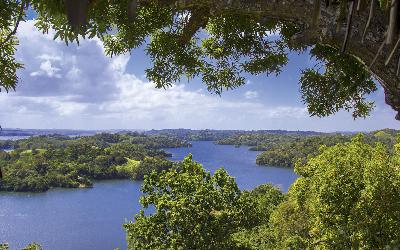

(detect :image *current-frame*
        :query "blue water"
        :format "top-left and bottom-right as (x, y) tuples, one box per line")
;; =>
(0, 136), (30, 141)
(167, 141), (298, 191)
(0, 141), (297, 250)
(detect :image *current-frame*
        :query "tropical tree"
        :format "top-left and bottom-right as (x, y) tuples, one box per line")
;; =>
(1, 0), (400, 120)
(124, 155), (259, 249)
(269, 135), (400, 249)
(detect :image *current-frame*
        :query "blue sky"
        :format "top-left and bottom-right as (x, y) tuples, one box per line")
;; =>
(0, 20), (399, 132)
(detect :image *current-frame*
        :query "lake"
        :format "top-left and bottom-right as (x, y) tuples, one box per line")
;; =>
(0, 141), (298, 250)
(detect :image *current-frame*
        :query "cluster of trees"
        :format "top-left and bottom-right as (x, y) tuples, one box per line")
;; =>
(217, 129), (398, 168)
(0, 132), (190, 151)
(0, 242), (42, 250)
(255, 134), (352, 167)
(125, 135), (400, 249)
(0, 133), (187, 192)
(217, 133), (312, 151)
(147, 129), (321, 142)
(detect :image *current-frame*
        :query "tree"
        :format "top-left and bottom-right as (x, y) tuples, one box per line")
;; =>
(269, 135), (400, 249)
(124, 155), (258, 249)
(0, 242), (42, 250)
(1, 0), (400, 120)
(231, 184), (285, 249)
(20, 243), (42, 250)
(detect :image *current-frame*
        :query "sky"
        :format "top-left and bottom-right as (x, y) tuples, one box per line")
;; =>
(0, 20), (399, 132)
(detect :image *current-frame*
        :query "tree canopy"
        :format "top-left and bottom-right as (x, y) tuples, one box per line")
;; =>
(124, 154), (279, 249)
(1, 0), (400, 120)
(125, 135), (400, 249)
(270, 135), (400, 248)
(0, 132), (185, 191)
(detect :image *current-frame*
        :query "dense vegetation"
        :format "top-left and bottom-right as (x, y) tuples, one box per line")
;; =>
(146, 129), (320, 142)
(124, 155), (284, 249)
(217, 129), (398, 168)
(0, 133), (187, 192)
(1, 242), (42, 250)
(217, 132), (319, 150)
(126, 135), (400, 249)
(0, 132), (190, 151)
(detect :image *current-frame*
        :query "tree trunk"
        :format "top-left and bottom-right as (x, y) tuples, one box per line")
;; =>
(157, 0), (400, 119)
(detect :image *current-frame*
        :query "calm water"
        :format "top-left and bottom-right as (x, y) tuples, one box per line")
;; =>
(0, 136), (30, 141)
(0, 141), (298, 250)
(168, 141), (298, 190)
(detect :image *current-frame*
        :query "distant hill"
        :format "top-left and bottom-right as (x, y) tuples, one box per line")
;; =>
(144, 129), (324, 141)
(0, 128), (99, 137)
(1, 128), (396, 142)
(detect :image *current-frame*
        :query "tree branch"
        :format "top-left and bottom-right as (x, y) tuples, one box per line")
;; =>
(312, 0), (321, 29)
(362, 0), (375, 43)
(0, 0), (27, 47)
(385, 35), (400, 65)
(341, 0), (355, 53)
(386, 0), (398, 44)
(128, 0), (138, 21)
(370, 37), (386, 68)
(179, 8), (209, 46)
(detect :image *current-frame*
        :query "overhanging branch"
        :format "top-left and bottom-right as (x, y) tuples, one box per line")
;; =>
(0, 0), (27, 47)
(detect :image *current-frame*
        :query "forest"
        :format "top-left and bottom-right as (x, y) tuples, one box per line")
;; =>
(0, 133), (188, 192)
(2, 133), (400, 249)
(218, 129), (399, 167)
(125, 135), (400, 249)
(145, 129), (321, 141)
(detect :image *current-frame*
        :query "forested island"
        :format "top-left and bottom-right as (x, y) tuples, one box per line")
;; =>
(145, 129), (322, 141)
(1, 129), (397, 193)
(2, 133), (400, 249)
(217, 129), (398, 168)
(0, 133), (190, 192)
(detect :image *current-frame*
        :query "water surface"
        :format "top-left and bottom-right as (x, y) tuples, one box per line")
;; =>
(167, 141), (298, 191)
(0, 141), (297, 250)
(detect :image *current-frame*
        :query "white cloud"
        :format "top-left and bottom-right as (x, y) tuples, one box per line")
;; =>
(30, 59), (62, 78)
(244, 90), (259, 99)
(0, 20), (398, 131)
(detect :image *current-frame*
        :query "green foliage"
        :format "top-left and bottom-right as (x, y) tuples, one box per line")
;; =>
(3, 131), (400, 249)
(232, 224), (276, 250)
(269, 136), (400, 249)
(300, 44), (377, 118)
(0, 133), (185, 192)
(255, 134), (351, 167)
(217, 129), (398, 168)
(217, 133), (308, 149)
(124, 155), (260, 250)
(246, 184), (285, 225)
(231, 184), (285, 249)
(0, 132), (189, 151)
(0, 242), (42, 250)
(0, 0), (24, 92)
(126, 134), (400, 249)
(21, 243), (42, 250)
(144, 12), (294, 95)
(131, 156), (173, 180)
(115, 158), (140, 177)
(0, 1), (379, 118)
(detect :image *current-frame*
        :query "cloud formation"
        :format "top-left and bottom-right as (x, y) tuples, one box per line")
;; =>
(244, 91), (259, 99)
(0, 20), (398, 131)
